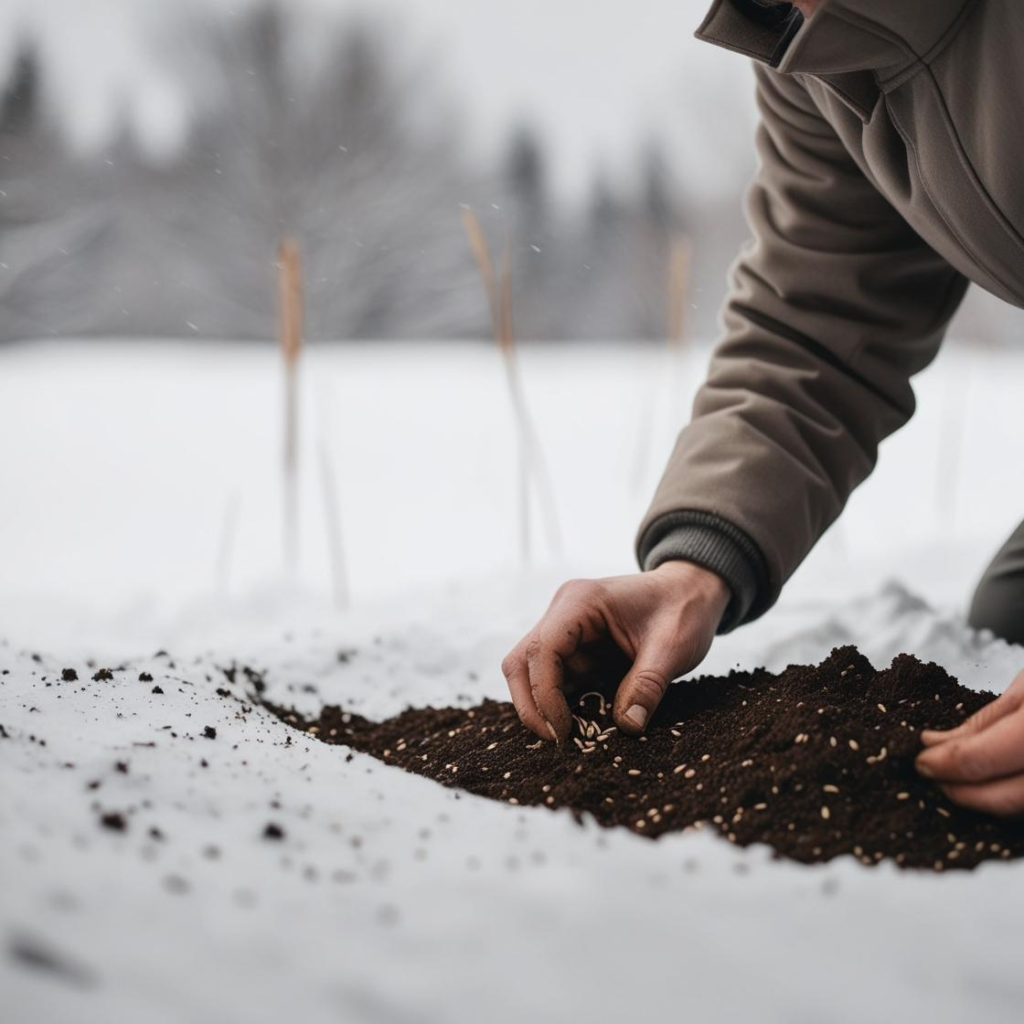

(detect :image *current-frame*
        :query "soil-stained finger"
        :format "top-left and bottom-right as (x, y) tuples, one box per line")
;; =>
(501, 648), (558, 742)
(524, 637), (575, 742)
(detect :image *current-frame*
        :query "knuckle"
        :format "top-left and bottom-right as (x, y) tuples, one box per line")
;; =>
(629, 668), (669, 705)
(500, 652), (517, 678)
(524, 637), (544, 663)
(554, 578), (585, 601)
(556, 577), (603, 604)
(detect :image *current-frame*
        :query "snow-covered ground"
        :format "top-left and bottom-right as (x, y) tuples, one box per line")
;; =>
(1, 338), (1023, 1023)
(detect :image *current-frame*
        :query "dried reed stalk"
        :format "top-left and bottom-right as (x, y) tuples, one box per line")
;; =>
(278, 236), (304, 576)
(462, 209), (561, 562)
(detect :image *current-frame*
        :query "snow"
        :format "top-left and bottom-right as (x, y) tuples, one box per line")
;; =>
(1, 338), (1023, 1023)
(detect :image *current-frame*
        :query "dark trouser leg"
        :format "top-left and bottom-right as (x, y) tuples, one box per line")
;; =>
(969, 520), (1024, 646)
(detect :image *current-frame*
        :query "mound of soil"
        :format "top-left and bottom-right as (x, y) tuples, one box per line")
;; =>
(265, 646), (1024, 871)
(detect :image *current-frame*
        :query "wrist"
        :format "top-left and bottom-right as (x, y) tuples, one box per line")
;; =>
(651, 560), (731, 623)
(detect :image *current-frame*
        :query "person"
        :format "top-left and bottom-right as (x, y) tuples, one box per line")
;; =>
(502, 0), (1024, 816)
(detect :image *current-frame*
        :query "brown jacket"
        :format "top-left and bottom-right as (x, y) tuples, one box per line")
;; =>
(637, 0), (1019, 629)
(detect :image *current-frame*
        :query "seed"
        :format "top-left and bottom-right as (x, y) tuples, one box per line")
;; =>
(627, 769), (641, 776)
(701, 754), (711, 762)
(508, 798), (519, 805)
(670, 729), (681, 738)
(382, 749), (391, 757)
(486, 742), (498, 751)
(526, 740), (542, 750)
(754, 803), (767, 811)
(821, 806), (831, 820)
(936, 807), (951, 818)
(503, 772), (511, 780)
(684, 769), (696, 779)
(636, 820), (646, 829)
(896, 792), (910, 801)
(829, 737), (838, 747)
(823, 785), (839, 794)
(877, 703), (887, 713)
(541, 785), (551, 793)
(673, 764), (687, 774)
(848, 739), (860, 751)
(741, 759), (754, 767)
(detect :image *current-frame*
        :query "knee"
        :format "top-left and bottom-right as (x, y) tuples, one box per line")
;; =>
(969, 575), (1024, 646)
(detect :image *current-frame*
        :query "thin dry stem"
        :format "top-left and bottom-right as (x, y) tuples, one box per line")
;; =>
(277, 236), (304, 576)
(461, 209), (561, 561)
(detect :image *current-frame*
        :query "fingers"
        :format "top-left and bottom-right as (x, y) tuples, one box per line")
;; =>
(527, 610), (608, 742)
(921, 670), (1024, 747)
(501, 580), (609, 743)
(612, 629), (695, 736)
(916, 708), (1024, 784)
(940, 775), (1024, 818)
(501, 647), (559, 743)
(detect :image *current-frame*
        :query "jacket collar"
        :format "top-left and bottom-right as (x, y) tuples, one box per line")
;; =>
(697, 0), (974, 78)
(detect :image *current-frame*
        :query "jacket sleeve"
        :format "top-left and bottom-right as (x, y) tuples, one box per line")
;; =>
(636, 64), (969, 631)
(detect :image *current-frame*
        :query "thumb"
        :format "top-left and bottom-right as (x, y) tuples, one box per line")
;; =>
(612, 633), (696, 736)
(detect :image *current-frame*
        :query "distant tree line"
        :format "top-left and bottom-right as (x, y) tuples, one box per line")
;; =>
(0, 5), (748, 343)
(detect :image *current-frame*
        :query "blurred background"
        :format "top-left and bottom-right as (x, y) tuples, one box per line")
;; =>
(0, 0), (1016, 344)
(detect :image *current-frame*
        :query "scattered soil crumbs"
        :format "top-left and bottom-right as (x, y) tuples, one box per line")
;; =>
(264, 647), (1024, 871)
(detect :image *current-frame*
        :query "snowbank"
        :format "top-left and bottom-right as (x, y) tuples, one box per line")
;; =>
(1, 339), (1022, 1023)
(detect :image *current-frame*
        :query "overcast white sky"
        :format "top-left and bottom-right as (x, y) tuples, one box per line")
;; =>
(0, 0), (759, 203)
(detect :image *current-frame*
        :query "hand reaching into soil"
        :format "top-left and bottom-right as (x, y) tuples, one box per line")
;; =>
(916, 669), (1024, 815)
(501, 562), (731, 743)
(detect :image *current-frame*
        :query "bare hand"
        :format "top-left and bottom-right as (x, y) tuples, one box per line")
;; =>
(916, 670), (1024, 815)
(501, 562), (731, 743)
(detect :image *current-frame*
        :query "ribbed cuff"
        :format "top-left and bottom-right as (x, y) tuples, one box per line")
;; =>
(637, 511), (769, 633)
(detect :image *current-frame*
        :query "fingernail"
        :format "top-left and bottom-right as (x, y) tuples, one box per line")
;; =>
(916, 758), (936, 779)
(625, 704), (648, 730)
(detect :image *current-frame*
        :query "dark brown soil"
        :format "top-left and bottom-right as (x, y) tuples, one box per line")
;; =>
(265, 646), (1024, 871)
